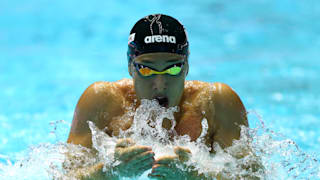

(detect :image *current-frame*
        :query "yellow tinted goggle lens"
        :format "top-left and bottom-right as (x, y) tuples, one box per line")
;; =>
(139, 67), (153, 76)
(137, 65), (182, 77)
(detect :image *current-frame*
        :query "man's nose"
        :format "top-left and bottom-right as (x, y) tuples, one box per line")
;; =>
(152, 75), (167, 92)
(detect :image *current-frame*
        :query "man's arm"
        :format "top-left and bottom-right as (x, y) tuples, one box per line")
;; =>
(212, 83), (264, 179)
(66, 82), (155, 179)
(67, 81), (122, 148)
(212, 82), (248, 149)
(65, 82), (121, 179)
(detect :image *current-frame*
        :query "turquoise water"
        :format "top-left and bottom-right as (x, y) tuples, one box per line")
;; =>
(1, 0), (320, 179)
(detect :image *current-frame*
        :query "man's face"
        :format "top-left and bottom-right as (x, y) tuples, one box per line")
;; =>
(129, 52), (188, 108)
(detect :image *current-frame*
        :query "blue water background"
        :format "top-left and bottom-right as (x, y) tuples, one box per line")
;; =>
(0, 0), (319, 161)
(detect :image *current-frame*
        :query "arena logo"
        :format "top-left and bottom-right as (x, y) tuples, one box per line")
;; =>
(144, 35), (176, 44)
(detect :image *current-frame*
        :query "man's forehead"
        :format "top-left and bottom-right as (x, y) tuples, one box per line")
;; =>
(134, 53), (185, 63)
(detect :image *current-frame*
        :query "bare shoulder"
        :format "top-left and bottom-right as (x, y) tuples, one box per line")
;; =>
(83, 81), (116, 102)
(210, 82), (247, 123)
(76, 81), (121, 112)
(211, 82), (243, 104)
(184, 81), (247, 148)
(211, 82), (248, 148)
(183, 81), (217, 105)
(67, 79), (134, 147)
(183, 81), (244, 110)
(87, 78), (133, 95)
(184, 80), (213, 99)
(76, 79), (134, 113)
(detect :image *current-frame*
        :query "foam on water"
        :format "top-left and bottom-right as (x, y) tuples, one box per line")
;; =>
(0, 100), (319, 179)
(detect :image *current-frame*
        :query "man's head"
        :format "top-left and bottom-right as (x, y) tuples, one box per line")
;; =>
(127, 14), (189, 107)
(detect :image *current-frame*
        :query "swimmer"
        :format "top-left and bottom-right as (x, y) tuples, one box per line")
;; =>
(67, 14), (255, 179)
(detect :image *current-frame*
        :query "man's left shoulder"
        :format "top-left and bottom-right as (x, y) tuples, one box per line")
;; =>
(185, 81), (244, 109)
(211, 82), (248, 125)
(184, 80), (215, 95)
(211, 82), (244, 104)
(211, 82), (239, 98)
(184, 81), (238, 98)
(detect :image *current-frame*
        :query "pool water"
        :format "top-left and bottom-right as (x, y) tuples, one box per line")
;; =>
(1, 0), (320, 179)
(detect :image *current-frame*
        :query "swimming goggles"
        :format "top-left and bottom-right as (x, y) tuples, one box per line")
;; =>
(133, 61), (184, 77)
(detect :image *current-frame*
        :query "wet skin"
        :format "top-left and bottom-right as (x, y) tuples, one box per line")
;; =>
(67, 53), (248, 179)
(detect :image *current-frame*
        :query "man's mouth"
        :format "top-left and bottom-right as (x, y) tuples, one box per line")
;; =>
(154, 96), (169, 107)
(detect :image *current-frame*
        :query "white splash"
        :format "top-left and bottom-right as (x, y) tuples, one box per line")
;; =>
(118, 99), (180, 158)
(88, 121), (117, 171)
(0, 100), (319, 179)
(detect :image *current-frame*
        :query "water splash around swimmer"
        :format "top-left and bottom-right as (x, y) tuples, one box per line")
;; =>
(89, 99), (320, 179)
(0, 99), (319, 179)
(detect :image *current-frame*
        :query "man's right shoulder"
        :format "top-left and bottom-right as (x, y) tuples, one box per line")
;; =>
(78, 79), (134, 109)
(81, 81), (116, 102)
(82, 79), (133, 99)
(75, 81), (118, 114)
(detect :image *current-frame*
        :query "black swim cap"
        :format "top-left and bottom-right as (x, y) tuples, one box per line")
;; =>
(127, 14), (189, 63)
